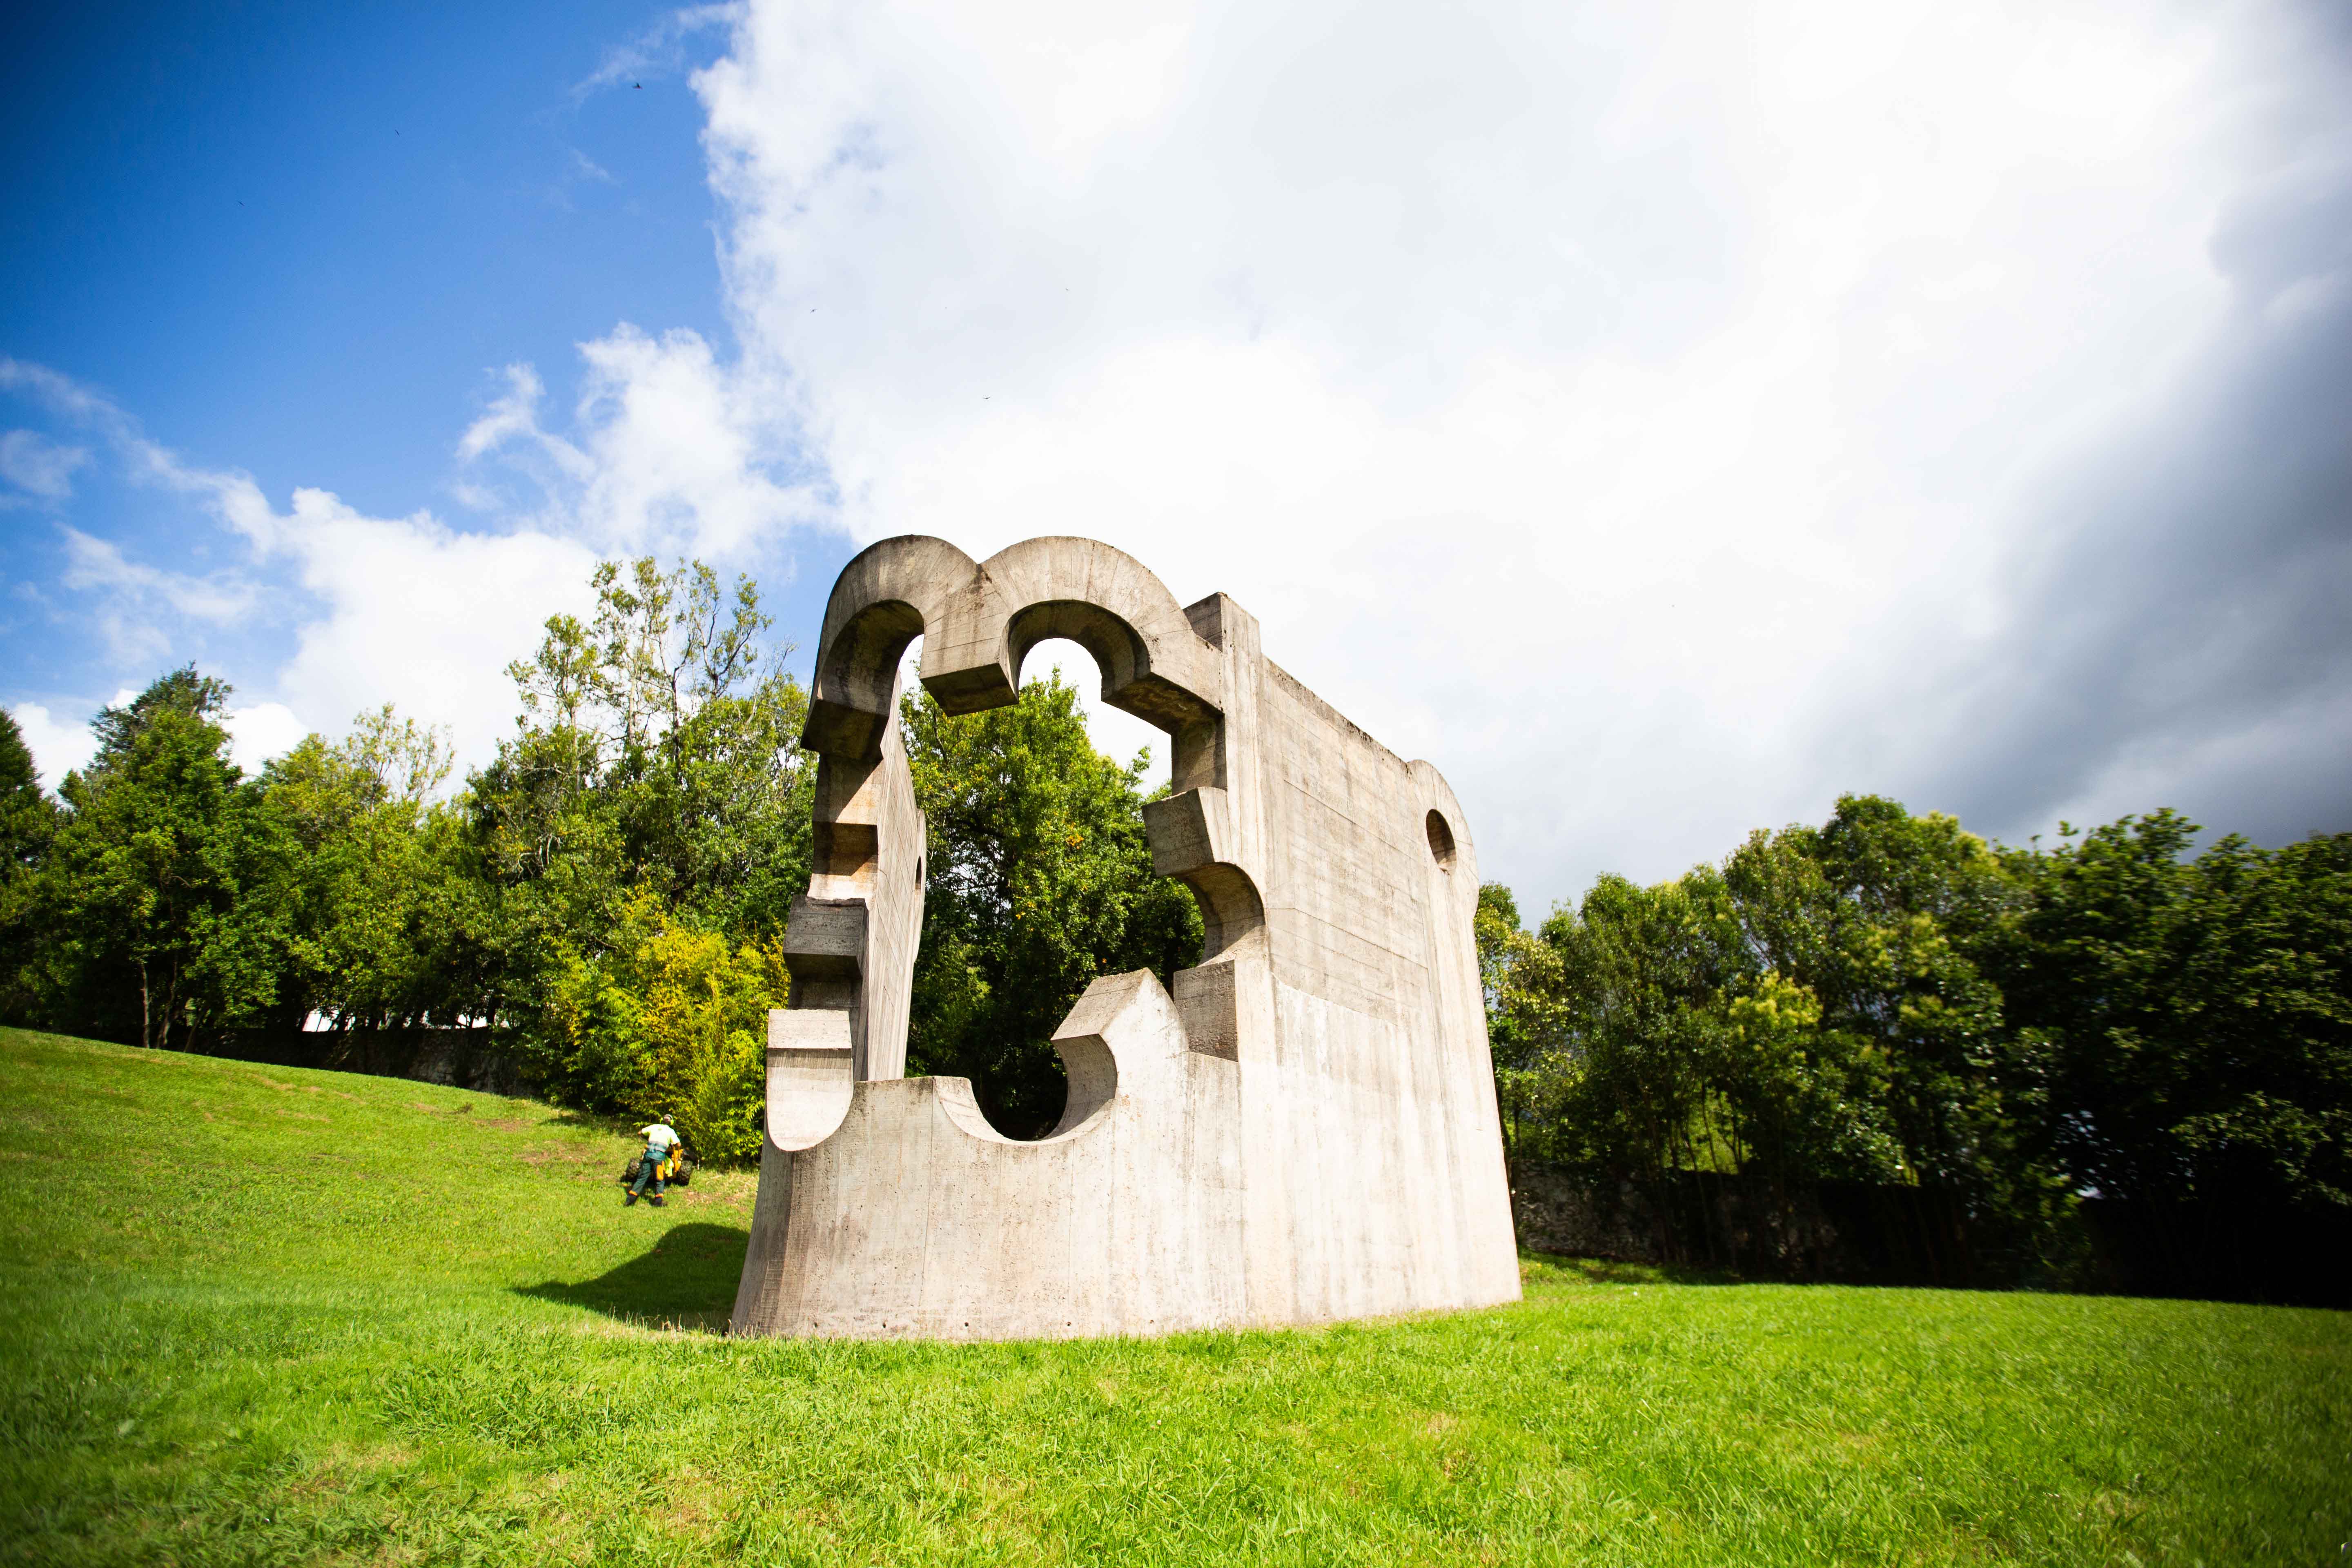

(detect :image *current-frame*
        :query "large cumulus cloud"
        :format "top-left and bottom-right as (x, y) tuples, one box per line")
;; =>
(667, 0), (2352, 902)
(11, 0), (2348, 906)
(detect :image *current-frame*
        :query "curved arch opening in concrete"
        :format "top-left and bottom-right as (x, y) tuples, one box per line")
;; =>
(805, 597), (927, 761)
(999, 630), (1263, 960)
(1020, 635), (1171, 790)
(1426, 808), (1458, 872)
(883, 632), (1209, 1143)
(1007, 601), (1154, 716)
(792, 539), (1261, 1137)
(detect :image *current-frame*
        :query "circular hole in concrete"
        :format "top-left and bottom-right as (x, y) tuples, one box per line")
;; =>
(1425, 809), (1457, 871)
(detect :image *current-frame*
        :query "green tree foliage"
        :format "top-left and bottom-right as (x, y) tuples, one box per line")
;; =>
(38, 669), (285, 1047)
(1476, 880), (1560, 1162)
(474, 559), (811, 972)
(255, 728), (485, 1032)
(1497, 853), (1897, 1188)
(1490, 801), (2043, 1271)
(1992, 814), (2352, 1223)
(1484, 794), (2351, 1289)
(542, 892), (788, 1161)
(1725, 801), (2057, 1257)
(478, 558), (813, 1135)
(0, 709), (62, 1020)
(902, 672), (1203, 1138)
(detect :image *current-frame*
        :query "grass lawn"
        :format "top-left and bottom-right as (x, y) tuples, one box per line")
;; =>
(1, 1027), (2346, 1566)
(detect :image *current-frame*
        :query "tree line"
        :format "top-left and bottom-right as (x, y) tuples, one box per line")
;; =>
(2, 557), (2342, 1300)
(1480, 796), (2351, 1300)
(0, 558), (1195, 1161)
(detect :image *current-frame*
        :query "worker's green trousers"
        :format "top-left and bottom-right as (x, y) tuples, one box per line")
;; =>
(630, 1150), (666, 1200)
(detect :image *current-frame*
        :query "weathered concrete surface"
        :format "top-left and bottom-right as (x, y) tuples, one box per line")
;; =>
(780, 672), (924, 1083)
(732, 536), (1519, 1340)
(735, 969), (1245, 1339)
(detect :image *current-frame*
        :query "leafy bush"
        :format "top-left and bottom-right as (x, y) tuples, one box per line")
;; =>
(537, 893), (787, 1162)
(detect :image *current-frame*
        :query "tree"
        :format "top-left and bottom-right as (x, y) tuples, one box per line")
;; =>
(902, 672), (1203, 1138)
(42, 670), (282, 1047)
(476, 557), (812, 944)
(1487, 796), (2044, 1276)
(86, 666), (233, 760)
(1737, 798), (2056, 1270)
(1993, 815), (2352, 1241)
(543, 892), (788, 1161)
(1535, 873), (1727, 1192)
(341, 703), (455, 804)
(0, 710), (60, 1021)
(479, 557), (815, 1129)
(256, 725), (486, 1033)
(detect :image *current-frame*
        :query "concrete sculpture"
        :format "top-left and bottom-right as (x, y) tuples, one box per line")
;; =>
(731, 536), (1519, 1339)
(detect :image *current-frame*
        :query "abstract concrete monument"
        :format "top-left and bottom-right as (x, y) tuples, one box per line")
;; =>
(731, 536), (1519, 1339)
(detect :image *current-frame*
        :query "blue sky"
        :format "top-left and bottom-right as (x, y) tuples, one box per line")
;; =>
(3, 0), (854, 769)
(8, 1), (713, 492)
(6, 0), (2350, 913)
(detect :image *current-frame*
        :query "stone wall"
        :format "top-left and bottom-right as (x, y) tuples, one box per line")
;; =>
(191, 1027), (531, 1097)
(1509, 1160), (1993, 1287)
(1506, 1163), (1666, 1262)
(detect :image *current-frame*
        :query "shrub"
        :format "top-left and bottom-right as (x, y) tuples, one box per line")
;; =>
(537, 893), (785, 1162)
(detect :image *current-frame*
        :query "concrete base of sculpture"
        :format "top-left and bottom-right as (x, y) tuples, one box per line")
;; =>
(735, 971), (1245, 1340)
(731, 535), (1520, 1341)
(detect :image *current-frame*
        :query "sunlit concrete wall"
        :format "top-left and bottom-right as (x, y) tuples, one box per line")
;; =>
(732, 536), (1518, 1340)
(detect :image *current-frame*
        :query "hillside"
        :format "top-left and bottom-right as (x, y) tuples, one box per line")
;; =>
(1, 1028), (2345, 1566)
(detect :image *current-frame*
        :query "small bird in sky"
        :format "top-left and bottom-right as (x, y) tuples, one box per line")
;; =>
(634, 82), (643, 90)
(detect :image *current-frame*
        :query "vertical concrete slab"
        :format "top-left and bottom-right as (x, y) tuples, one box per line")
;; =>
(786, 673), (924, 1084)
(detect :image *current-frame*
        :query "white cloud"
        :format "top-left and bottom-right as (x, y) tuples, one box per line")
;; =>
(456, 364), (575, 469)
(457, 328), (824, 556)
(4, 362), (604, 776)
(60, 527), (256, 622)
(264, 488), (601, 765)
(56, 526), (258, 663)
(10, 2), (2348, 909)
(8, 702), (96, 791)
(223, 703), (308, 774)
(595, 0), (2352, 908)
(0, 429), (89, 500)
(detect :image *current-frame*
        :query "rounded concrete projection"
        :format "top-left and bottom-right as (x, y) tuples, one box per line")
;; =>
(734, 535), (1521, 1341)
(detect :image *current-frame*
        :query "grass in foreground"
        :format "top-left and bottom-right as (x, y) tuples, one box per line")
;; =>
(1, 1027), (2346, 1567)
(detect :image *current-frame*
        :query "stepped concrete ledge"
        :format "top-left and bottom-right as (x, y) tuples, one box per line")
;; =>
(732, 535), (1519, 1341)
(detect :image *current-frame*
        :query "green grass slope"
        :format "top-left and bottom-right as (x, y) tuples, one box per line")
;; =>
(1, 1028), (2345, 1567)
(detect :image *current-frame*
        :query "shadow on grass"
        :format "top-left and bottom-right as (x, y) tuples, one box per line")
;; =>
(516, 1221), (750, 1333)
